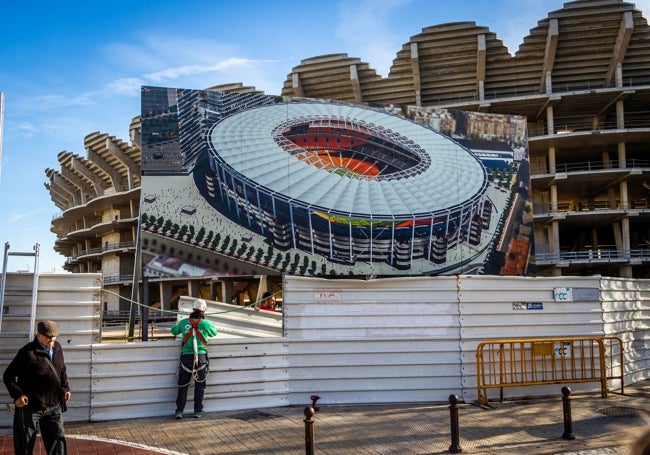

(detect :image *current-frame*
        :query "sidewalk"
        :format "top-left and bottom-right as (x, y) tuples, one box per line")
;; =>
(2, 380), (648, 454)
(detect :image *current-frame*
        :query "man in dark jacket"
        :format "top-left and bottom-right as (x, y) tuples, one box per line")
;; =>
(3, 320), (70, 455)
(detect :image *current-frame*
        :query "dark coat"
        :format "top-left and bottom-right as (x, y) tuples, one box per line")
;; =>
(3, 338), (69, 410)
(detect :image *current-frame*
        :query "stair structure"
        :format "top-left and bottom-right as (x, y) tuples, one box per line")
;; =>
(0, 242), (40, 347)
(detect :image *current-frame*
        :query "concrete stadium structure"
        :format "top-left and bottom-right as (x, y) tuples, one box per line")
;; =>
(44, 118), (141, 311)
(279, 0), (650, 278)
(46, 0), (650, 281)
(206, 102), (489, 270)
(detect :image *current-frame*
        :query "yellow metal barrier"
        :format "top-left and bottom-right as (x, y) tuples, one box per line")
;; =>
(602, 336), (625, 394)
(476, 337), (622, 405)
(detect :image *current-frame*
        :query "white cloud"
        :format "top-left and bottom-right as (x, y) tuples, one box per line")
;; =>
(9, 208), (49, 223)
(13, 121), (38, 134)
(100, 33), (287, 92)
(144, 57), (265, 83)
(105, 78), (144, 96)
(103, 34), (241, 71)
(20, 93), (94, 112)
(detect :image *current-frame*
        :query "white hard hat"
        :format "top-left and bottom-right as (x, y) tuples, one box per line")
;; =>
(193, 298), (207, 312)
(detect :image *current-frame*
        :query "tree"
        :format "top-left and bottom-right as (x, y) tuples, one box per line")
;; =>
(178, 225), (188, 239)
(195, 227), (206, 244)
(229, 239), (238, 254)
(211, 232), (221, 249)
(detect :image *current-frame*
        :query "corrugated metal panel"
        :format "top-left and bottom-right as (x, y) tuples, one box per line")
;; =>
(286, 338), (461, 405)
(457, 275), (604, 402)
(284, 276), (460, 339)
(0, 273), (101, 427)
(283, 276), (463, 404)
(2, 273), (648, 424)
(89, 339), (289, 420)
(600, 277), (650, 385)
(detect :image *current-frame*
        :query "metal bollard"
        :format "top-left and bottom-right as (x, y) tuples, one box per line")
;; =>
(561, 386), (575, 440)
(448, 394), (462, 453)
(304, 395), (319, 454)
(304, 406), (315, 455)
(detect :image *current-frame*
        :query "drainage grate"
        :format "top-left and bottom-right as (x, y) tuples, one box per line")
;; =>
(596, 406), (646, 418)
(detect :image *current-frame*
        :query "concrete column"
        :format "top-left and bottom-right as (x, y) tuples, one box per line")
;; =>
(160, 281), (173, 311)
(187, 279), (201, 298)
(220, 280), (232, 306)
(616, 100), (625, 129)
(618, 141), (626, 168)
(620, 180), (629, 210)
(551, 185), (558, 212)
(550, 222), (562, 277)
(292, 73), (304, 97)
(591, 228), (599, 251)
(349, 64), (363, 103)
(621, 218), (631, 251)
(602, 150), (611, 169)
(549, 146), (556, 174)
(411, 42), (422, 106)
(552, 221), (560, 254)
(619, 265), (633, 278)
(546, 105), (555, 135)
(608, 188), (618, 209)
(621, 217), (633, 278)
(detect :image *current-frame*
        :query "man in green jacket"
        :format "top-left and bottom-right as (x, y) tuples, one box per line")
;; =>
(171, 298), (217, 419)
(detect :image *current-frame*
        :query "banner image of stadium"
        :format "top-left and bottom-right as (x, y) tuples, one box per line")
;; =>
(140, 86), (534, 278)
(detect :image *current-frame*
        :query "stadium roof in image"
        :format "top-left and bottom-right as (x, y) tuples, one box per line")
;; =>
(208, 102), (487, 219)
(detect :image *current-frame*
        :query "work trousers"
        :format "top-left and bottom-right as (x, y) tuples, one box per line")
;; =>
(176, 353), (209, 412)
(13, 404), (67, 455)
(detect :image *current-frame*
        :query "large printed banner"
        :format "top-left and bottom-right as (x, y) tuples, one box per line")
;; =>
(140, 86), (534, 277)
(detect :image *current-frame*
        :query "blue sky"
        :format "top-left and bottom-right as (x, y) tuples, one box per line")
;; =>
(1, 0), (648, 272)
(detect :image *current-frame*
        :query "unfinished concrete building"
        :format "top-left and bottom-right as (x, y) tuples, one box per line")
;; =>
(280, 0), (650, 277)
(44, 118), (141, 311)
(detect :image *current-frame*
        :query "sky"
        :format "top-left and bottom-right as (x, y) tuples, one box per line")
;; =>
(1, 0), (648, 273)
